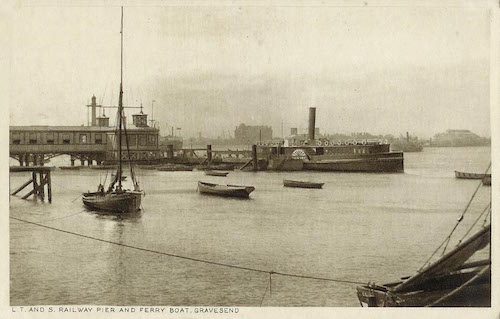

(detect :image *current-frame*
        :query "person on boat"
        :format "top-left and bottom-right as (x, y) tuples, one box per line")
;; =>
(107, 182), (115, 193)
(98, 184), (104, 194)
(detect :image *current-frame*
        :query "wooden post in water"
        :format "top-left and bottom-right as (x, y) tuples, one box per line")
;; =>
(32, 171), (38, 198)
(207, 145), (212, 164)
(46, 170), (52, 203)
(252, 144), (257, 171)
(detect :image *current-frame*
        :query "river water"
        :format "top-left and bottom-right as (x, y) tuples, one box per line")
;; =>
(9, 146), (491, 306)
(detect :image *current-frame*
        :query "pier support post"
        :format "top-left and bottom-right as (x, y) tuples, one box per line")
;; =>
(31, 172), (38, 198)
(252, 144), (257, 171)
(70, 156), (75, 166)
(11, 167), (54, 202)
(46, 171), (52, 203)
(39, 172), (45, 199)
(33, 154), (38, 166)
(207, 145), (212, 164)
(80, 159), (85, 166)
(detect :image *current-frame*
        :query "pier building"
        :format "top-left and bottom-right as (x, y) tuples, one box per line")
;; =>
(9, 95), (161, 166)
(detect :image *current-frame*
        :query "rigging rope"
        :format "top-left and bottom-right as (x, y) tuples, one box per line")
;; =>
(456, 202), (491, 246)
(10, 216), (366, 286)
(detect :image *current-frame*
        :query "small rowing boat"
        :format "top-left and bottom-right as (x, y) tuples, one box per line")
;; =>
(197, 164), (235, 171)
(90, 165), (118, 170)
(198, 181), (255, 198)
(455, 171), (491, 180)
(205, 170), (229, 177)
(283, 179), (324, 189)
(60, 166), (81, 170)
(156, 164), (193, 171)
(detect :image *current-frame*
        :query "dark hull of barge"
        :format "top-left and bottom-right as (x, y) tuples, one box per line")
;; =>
(357, 224), (491, 307)
(303, 153), (404, 173)
(261, 143), (404, 173)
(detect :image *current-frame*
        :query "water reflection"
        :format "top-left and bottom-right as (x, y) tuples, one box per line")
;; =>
(89, 208), (143, 223)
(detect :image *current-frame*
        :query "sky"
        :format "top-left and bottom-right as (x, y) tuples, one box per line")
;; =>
(7, 2), (492, 139)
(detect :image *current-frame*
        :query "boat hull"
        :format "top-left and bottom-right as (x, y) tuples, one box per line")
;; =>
(82, 191), (142, 213)
(455, 171), (491, 180)
(205, 171), (229, 177)
(198, 181), (254, 198)
(156, 165), (193, 171)
(303, 152), (403, 173)
(197, 164), (235, 171)
(357, 269), (490, 307)
(283, 180), (324, 189)
(59, 166), (81, 170)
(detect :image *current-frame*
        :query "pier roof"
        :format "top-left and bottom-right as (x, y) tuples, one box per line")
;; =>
(10, 125), (159, 132)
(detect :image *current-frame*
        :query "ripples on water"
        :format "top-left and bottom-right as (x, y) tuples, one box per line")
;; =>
(9, 147), (491, 306)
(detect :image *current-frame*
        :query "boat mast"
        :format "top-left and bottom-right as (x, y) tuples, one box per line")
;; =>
(117, 6), (124, 191)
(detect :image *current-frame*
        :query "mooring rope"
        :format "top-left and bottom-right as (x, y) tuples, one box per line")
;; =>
(259, 276), (270, 307)
(9, 216), (366, 286)
(51, 180), (83, 194)
(10, 210), (87, 225)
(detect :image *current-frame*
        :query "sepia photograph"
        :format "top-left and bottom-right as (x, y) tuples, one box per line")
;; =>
(3, 0), (498, 317)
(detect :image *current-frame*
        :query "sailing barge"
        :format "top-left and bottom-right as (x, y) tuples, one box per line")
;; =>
(357, 164), (491, 307)
(82, 7), (143, 214)
(356, 225), (490, 307)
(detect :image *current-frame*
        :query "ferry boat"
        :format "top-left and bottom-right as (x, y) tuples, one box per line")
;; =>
(256, 108), (404, 173)
(259, 140), (404, 173)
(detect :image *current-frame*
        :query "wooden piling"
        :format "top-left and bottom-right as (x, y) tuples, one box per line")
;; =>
(47, 171), (52, 202)
(252, 144), (257, 171)
(207, 145), (212, 164)
(10, 166), (54, 202)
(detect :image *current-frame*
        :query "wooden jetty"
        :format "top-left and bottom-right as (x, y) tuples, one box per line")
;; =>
(10, 166), (54, 202)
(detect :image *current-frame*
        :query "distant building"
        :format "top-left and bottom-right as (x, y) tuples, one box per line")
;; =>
(234, 124), (273, 144)
(431, 129), (490, 147)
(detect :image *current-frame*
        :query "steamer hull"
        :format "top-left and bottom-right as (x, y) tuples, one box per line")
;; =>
(304, 152), (404, 173)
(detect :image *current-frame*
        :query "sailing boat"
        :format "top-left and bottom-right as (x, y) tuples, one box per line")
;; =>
(356, 166), (491, 307)
(82, 7), (143, 213)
